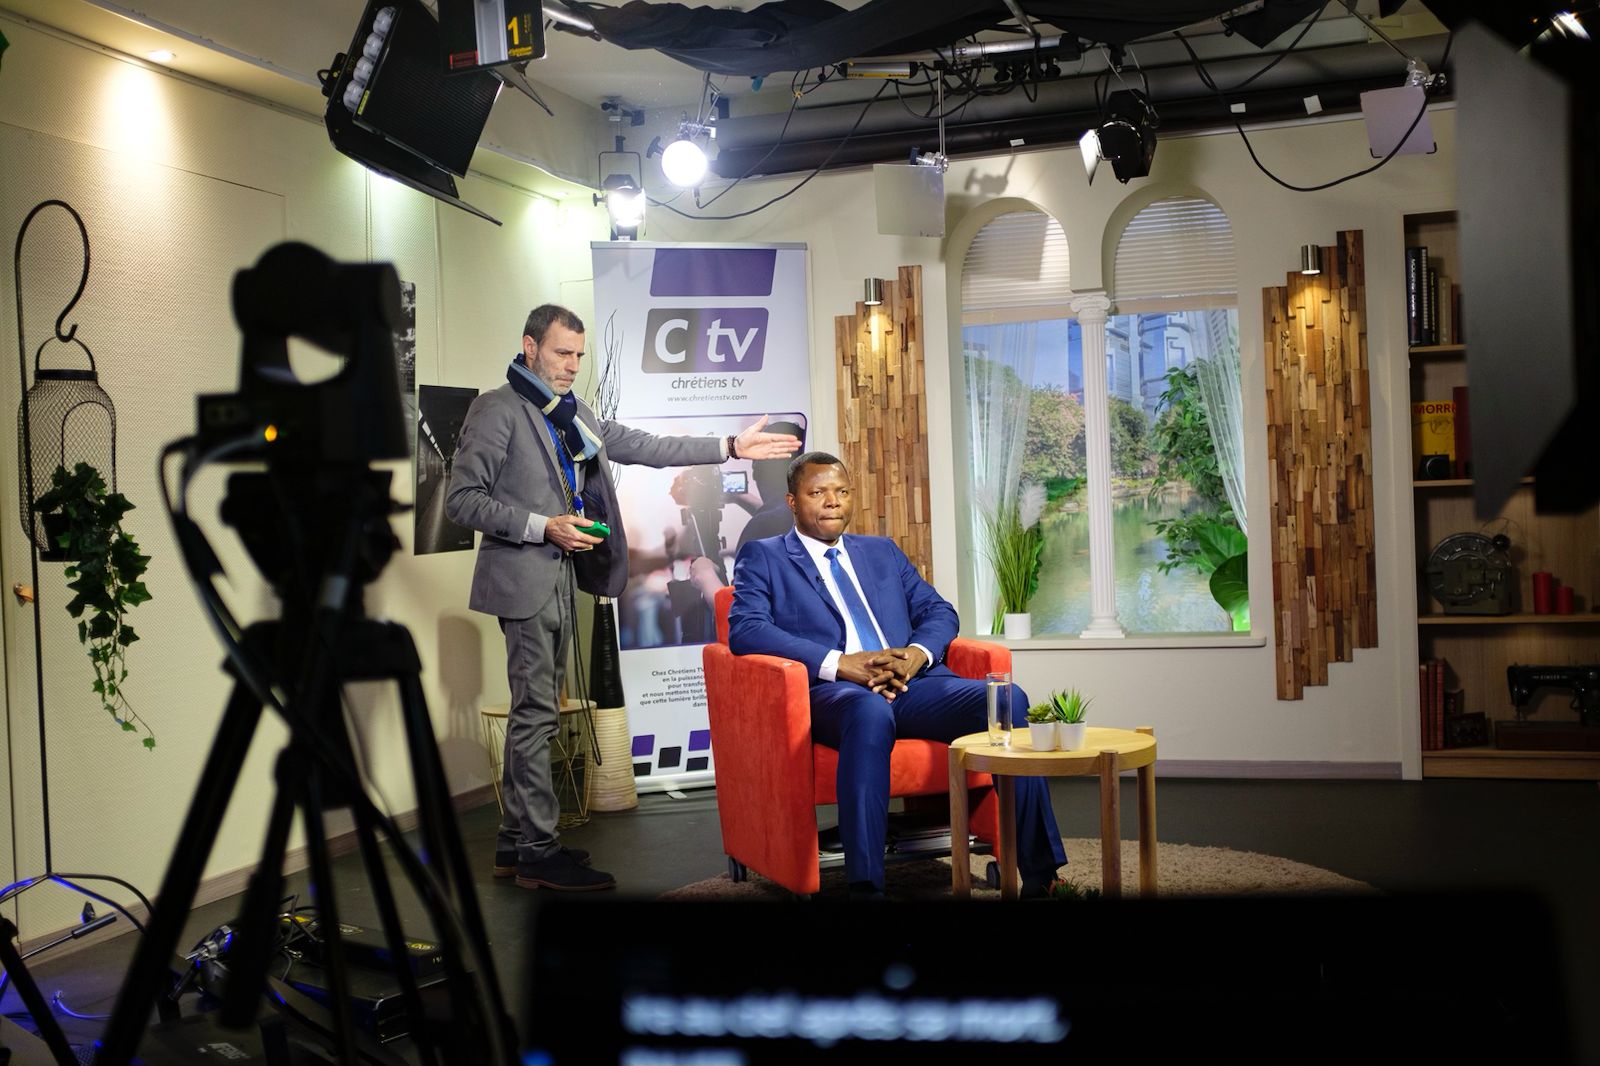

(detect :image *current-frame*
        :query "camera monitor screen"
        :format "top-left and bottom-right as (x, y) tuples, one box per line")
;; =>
(523, 894), (1570, 1065)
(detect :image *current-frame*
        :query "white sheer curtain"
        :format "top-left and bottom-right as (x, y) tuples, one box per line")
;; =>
(964, 322), (1038, 629)
(1193, 325), (1247, 535)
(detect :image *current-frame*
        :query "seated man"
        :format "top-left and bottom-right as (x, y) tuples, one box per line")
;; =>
(729, 451), (1067, 898)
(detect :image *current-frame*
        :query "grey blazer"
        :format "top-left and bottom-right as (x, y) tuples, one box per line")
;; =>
(445, 382), (724, 619)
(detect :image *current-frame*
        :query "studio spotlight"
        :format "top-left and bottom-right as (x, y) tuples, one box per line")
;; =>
(596, 173), (645, 240)
(661, 137), (709, 188)
(864, 277), (883, 306)
(1300, 244), (1323, 275)
(1081, 89), (1158, 185)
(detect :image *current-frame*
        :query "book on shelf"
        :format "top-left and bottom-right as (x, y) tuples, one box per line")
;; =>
(1436, 271), (1454, 346)
(1451, 385), (1471, 478)
(1405, 246), (1434, 346)
(1411, 400), (1456, 472)
(1422, 259), (1437, 345)
(1419, 658), (1451, 751)
(1419, 663), (1434, 751)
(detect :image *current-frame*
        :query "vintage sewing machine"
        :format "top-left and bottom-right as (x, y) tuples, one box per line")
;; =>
(1506, 664), (1600, 727)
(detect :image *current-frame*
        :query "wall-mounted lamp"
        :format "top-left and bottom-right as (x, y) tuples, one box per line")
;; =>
(864, 277), (884, 306)
(1300, 244), (1323, 276)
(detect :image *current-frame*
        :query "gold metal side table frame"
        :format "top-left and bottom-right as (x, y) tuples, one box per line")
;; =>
(480, 700), (596, 830)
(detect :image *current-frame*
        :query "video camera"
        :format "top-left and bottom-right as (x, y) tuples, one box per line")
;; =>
(195, 242), (409, 467)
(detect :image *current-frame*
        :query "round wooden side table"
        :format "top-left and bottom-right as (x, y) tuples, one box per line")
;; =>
(949, 725), (1157, 900)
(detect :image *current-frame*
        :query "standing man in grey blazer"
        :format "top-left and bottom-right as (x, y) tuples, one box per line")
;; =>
(447, 304), (800, 891)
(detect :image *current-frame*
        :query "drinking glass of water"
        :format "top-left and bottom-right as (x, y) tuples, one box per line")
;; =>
(985, 671), (1012, 747)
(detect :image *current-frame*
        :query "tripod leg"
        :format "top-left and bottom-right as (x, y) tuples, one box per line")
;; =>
(0, 918), (76, 1066)
(96, 680), (265, 1065)
(351, 812), (440, 1066)
(396, 671), (517, 1059)
(219, 754), (300, 1029)
(298, 770), (359, 1063)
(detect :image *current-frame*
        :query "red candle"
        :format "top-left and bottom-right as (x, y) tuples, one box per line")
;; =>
(1555, 586), (1576, 615)
(1532, 572), (1555, 614)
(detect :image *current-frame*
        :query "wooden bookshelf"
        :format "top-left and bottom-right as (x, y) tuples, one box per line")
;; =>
(1413, 477), (1536, 489)
(1418, 614), (1600, 626)
(1405, 209), (1600, 781)
(1423, 747), (1600, 780)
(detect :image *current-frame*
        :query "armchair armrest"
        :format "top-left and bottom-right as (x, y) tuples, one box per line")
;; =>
(944, 637), (1012, 681)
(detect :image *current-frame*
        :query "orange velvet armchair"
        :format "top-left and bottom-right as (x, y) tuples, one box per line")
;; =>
(702, 585), (1003, 895)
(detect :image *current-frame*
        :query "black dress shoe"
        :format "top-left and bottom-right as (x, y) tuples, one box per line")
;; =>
(495, 846), (590, 877)
(515, 851), (616, 892)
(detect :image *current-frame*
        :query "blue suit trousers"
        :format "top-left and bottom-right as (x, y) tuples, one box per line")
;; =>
(808, 669), (1067, 889)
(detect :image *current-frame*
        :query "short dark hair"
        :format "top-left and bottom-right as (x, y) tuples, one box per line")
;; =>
(786, 451), (845, 495)
(523, 304), (585, 345)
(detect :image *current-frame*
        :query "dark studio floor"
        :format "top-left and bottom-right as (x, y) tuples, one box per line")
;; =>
(3, 775), (1597, 1063)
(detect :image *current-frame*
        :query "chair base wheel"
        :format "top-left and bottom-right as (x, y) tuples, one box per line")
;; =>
(728, 856), (748, 883)
(985, 860), (1000, 890)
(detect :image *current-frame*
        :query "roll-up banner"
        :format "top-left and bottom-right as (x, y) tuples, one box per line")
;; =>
(591, 242), (811, 791)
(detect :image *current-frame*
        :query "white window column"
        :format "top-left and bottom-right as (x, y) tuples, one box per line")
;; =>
(1072, 291), (1124, 638)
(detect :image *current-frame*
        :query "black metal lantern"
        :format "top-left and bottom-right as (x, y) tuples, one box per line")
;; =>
(14, 200), (117, 560)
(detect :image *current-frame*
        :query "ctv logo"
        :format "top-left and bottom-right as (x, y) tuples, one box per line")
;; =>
(642, 308), (767, 374)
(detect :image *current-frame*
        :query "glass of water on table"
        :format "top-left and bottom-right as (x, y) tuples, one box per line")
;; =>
(985, 671), (1012, 747)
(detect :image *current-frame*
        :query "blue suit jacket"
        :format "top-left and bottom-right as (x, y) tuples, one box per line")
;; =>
(728, 531), (958, 683)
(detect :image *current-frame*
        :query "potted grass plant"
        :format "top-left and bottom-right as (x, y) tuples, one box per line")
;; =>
(982, 482), (1046, 639)
(1025, 700), (1059, 751)
(1049, 688), (1091, 751)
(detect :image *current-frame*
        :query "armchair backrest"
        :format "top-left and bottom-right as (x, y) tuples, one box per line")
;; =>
(713, 584), (735, 646)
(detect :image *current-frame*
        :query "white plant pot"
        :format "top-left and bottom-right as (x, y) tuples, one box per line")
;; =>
(1028, 721), (1059, 751)
(1003, 612), (1032, 639)
(1058, 722), (1088, 751)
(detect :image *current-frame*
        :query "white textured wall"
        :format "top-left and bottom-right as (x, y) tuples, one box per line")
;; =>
(0, 13), (608, 937)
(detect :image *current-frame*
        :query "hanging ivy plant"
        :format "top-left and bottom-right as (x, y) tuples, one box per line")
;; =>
(33, 462), (156, 749)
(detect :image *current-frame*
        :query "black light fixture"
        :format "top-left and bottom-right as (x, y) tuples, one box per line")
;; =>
(1300, 244), (1323, 275)
(593, 144), (645, 240)
(1080, 89), (1159, 185)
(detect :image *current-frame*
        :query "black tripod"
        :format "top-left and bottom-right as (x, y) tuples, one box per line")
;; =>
(94, 468), (515, 1065)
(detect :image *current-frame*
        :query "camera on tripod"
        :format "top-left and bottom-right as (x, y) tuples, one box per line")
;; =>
(195, 241), (408, 466)
(96, 242), (515, 1066)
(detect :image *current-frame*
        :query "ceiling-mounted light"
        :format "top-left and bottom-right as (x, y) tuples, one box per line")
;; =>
(1300, 244), (1322, 275)
(661, 137), (708, 188)
(864, 277), (883, 306)
(599, 173), (645, 240)
(1081, 89), (1158, 185)
(594, 144), (645, 240)
(146, 49), (176, 63)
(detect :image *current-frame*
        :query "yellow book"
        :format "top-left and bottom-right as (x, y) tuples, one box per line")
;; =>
(1411, 400), (1456, 465)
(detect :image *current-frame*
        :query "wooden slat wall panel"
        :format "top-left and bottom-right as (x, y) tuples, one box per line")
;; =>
(834, 266), (934, 581)
(1264, 231), (1379, 700)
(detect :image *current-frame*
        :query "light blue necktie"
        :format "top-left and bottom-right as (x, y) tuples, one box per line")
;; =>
(826, 547), (883, 652)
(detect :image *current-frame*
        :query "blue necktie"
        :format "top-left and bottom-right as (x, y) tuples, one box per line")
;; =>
(826, 547), (883, 652)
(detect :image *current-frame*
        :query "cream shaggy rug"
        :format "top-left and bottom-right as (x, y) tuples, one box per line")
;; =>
(658, 838), (1376, 900)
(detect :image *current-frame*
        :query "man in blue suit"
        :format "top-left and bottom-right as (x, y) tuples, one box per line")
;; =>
(729, 452), (1067, 898)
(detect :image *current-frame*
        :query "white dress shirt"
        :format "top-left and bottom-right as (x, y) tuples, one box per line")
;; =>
(794, 531), (930, 683)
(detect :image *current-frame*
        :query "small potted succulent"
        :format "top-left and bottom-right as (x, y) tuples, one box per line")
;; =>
(1025, 701), (1059, 751)
(1049, 688), (1091, 751)
(1045, 876), (1102, 902)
